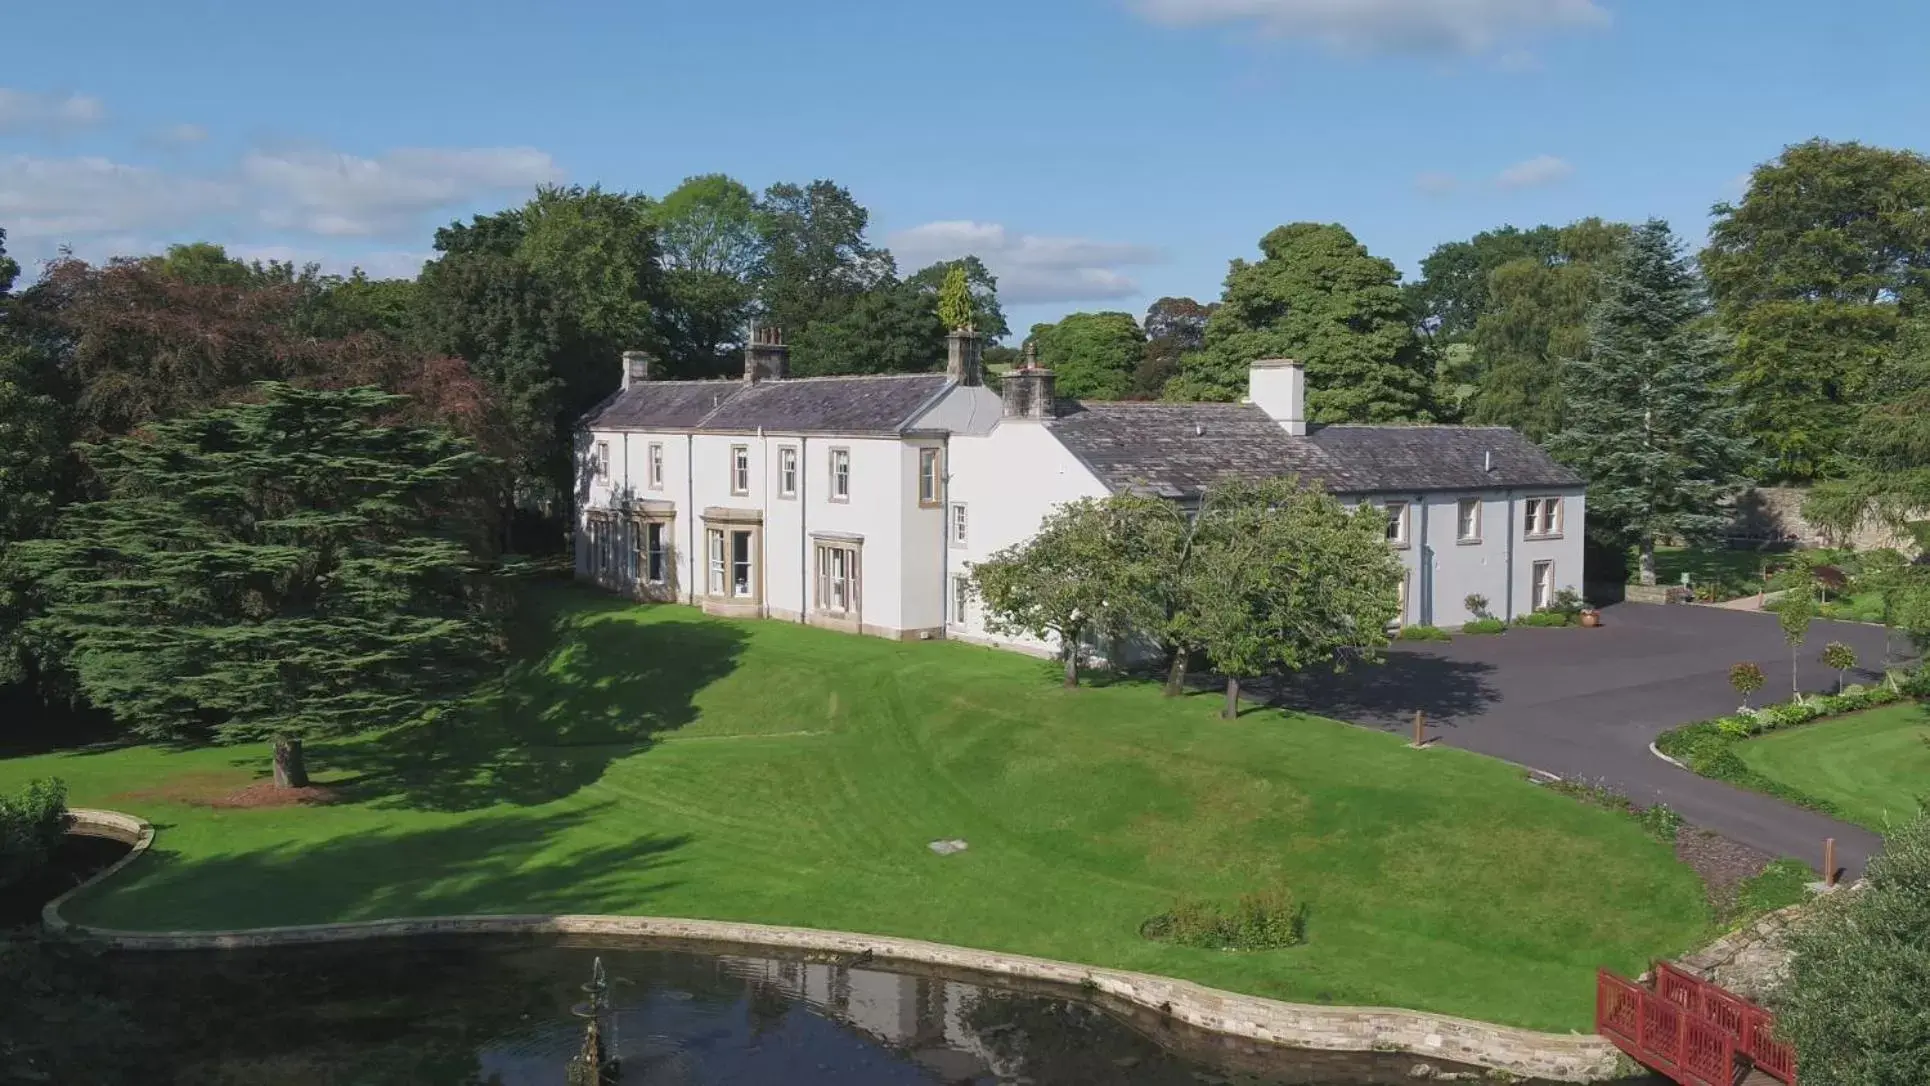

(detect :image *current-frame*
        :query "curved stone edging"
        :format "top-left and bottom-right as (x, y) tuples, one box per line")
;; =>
(1649, 741), (1690, 771)
(46, 808), (1624, 1083)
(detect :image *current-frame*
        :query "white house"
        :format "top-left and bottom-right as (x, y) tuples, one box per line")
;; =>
(576, 332), (1586, 651)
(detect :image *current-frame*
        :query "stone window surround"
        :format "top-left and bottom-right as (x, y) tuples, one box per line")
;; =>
(701, 507), (764, 619)
(647, 442), (665, 490)
(1524, 496), (1564, 540)
(630, 502), (677, 598)
(1382, 500), (1410, 548)
(949, 502), (968, 548)
(1456, 497), (1482, 545)
(829, 447), (851, 503)
(812, 531), (863, 634)
(729, 444), (751, 496)
(917, 447), (943, 508)
(777, 445), (798, 499)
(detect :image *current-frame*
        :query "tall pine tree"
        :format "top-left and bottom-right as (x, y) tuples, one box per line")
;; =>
(15, 385), (502, 787)
(1549, 220), (1756, 585)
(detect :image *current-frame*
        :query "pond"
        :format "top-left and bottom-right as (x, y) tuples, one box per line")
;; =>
(13, 835), (1664, 1085)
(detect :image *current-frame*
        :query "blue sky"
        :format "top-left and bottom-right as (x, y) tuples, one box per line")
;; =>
(5, 0), (1928, 335)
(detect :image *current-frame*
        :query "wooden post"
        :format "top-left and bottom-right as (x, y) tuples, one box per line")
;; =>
(1824, 838), (1837, 888)
(1412, 710), (1426, 749)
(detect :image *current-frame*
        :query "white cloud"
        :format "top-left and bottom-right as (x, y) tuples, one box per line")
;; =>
(887, 220), (1163, 305)
(225, 243), (433, 280)
(152, 122), (210, 146)
(0, 154), (237, 237)
(1132, 0), (1608, 55)
(242, 147), (563, 236)
(0, 88), (105, 133)
(1494, 153), (1575, 188)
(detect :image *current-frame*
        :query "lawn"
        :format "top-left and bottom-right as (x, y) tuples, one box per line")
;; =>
(1636, 546), (1783, 602)
(1737, 702), (1930, 831)
(0, 584), (1708, 1032)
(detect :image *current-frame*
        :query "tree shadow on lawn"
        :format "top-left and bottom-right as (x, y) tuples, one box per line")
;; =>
(1255, 651), (1501, 732)
(103, 805), (690, 925)
(316, 598), (749, 812)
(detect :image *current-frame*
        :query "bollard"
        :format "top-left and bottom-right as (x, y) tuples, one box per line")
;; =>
(1412, 710), (1426, 749)
(1824, 838), (1837, 888)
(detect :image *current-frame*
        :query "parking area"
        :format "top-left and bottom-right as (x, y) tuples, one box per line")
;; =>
(1266, 602), (1896, 876)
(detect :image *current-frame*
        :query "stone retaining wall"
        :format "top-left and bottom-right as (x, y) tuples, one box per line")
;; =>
(47, 809), (1626, 1083)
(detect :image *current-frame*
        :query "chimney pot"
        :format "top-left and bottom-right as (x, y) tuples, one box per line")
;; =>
(744, 323), (789, 384)
(1000, 365), (1058, 420)
(946, 328), (984, 387)
(621, 349), (652, 390)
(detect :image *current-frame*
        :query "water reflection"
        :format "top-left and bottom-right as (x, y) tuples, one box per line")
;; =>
(84, 940), (1638, 1085)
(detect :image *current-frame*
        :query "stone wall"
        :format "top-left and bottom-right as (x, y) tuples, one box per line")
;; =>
(1730, 486), (1917, 554)
(48, 809), (1626, 1083)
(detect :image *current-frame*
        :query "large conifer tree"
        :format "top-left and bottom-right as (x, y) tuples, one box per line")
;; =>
(1549, 220), (1756, 585)
(15, 384), (502, 787)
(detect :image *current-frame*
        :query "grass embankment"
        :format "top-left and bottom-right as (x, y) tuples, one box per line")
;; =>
(1638, 546), (1779, 602)
(1737, 703), (1930, 831)
(0, 585), (1707, 1032)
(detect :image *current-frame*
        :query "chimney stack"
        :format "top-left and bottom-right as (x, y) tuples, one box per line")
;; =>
(1247, 358), (1306, 436)
(1000, 343), (1058, 420)
(945, 328), (983, 387)
(744, 323), (789, 384)
(620, 349), (652, 390)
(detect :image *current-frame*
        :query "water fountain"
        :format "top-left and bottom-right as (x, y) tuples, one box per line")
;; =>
(565, 956), (621, 1085)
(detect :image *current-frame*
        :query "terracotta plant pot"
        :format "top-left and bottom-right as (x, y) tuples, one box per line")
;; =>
(1579, 610), (1602, 628)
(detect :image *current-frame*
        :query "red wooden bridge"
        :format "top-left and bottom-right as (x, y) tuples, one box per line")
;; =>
(1596, 962), (1796, 1086)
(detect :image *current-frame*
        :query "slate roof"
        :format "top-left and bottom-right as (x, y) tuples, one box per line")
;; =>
(1044, 404), (1581, 499)
(1045, 403), (1364, 499)
(1307, 424), (1584, 493)
(583, 374), (951, 435)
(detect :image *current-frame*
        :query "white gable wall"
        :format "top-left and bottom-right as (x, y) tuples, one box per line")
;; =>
(942, 418), (1109, 656)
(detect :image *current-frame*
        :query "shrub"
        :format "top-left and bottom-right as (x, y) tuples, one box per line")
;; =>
(1821, 641), (1857, 692)
(1397, 624), (1452, 641)
(1141, 889), (1307, 950)
(1464, 594), (1492, 621)
(1638, 803), (1684, 844)
(1729, 661), (1766, 708)
(1460, 617), (1507, 635)
(0, 778), (72, 890)
(1513, 611), (1572, 628)
(1550, 587), (1586, 618)
(1778, 812), (1930, 1085)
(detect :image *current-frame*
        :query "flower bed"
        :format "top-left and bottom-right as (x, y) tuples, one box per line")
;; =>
(1654, 669), (1930, 816)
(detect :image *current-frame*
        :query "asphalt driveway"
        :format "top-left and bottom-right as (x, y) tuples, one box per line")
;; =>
(1265, 603), (1900, 879)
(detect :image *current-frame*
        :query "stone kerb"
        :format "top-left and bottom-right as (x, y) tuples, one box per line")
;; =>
(46, 809), (1625, 1083)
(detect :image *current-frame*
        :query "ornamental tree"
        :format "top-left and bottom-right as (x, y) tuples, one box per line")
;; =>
(14, 384), (503, 788)
(969, 495), (1170, 688)
(1729, 661), (1766, 709)
(1777, 581), (1818, 699)
(1821, 641), (1857, 693)
(937, 264), (975, 332)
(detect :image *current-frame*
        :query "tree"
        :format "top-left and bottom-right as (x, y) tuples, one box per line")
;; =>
(910, 257), (1007, 340)
(1704, 139), (1930, 480)
(1547, 220), (1756, 585)
(1821, 641), (1857, 693)
(1136, 297), (1216, 399)
(652, 174), (764, 375)
(1729, 662), (1766, 710)
(1803, 316), (1930, 550)
(936, 264), (974, 331)
(1778, 582), (1817, 699)
(1404, 224), (1561, 342)
(1777, 810), (1930, 1085)
(1465, 218), (1629, 441)
(14, 385), (502, 787)
(1169, 223), (1432, 421)
(788, 279), (945, 376)
(969, 496), (1168, 688)
(1179, 478), (1402, 718)
(756, 179), (894, 336)
(1027, 312), (1147, 400)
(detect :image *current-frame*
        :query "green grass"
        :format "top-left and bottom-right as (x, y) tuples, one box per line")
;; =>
(0, 584), (1708, 1032)
(1638, 546), (1781, 601)
(1736, 703), (1930, 831)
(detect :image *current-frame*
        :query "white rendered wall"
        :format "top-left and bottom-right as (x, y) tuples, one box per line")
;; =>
(943, 418), (1109, 656)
